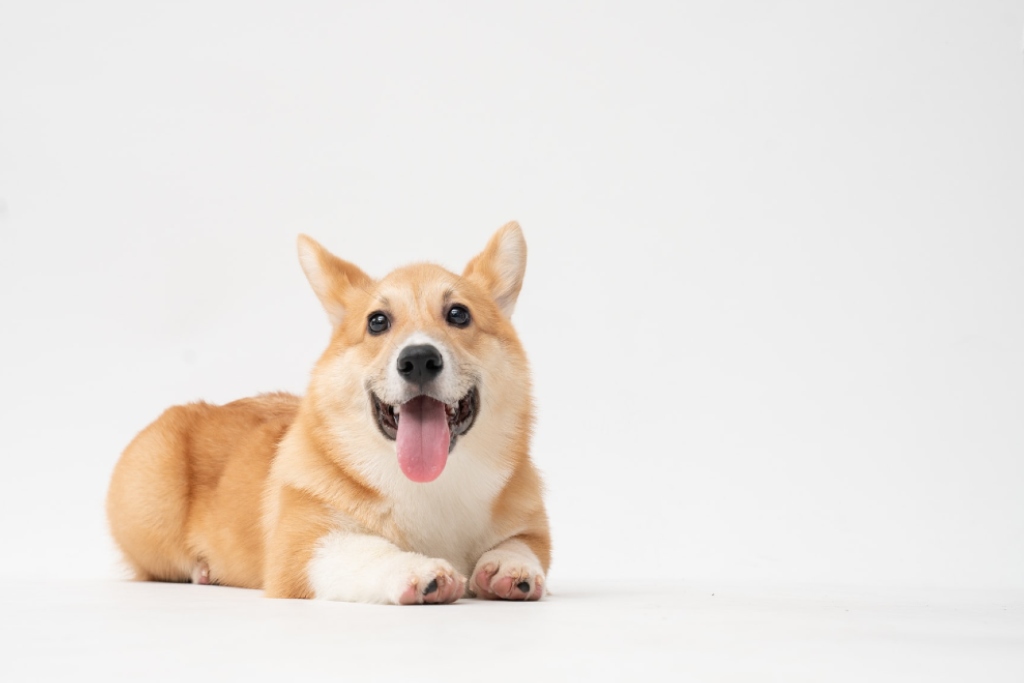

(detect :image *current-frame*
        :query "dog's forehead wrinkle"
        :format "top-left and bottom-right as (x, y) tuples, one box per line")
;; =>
(377, 265), (462, 311)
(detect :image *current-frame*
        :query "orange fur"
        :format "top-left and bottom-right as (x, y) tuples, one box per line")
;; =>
(107, 222), (551, 602)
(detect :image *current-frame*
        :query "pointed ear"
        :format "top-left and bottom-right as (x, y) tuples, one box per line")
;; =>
(463, 221), (527, 318)
(297, 234), (373, 327)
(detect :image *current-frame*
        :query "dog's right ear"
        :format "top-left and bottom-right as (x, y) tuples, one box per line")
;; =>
(297, 235), (373, 327)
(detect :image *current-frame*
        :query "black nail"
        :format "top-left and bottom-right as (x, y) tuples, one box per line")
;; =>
(516, 581), (530, 593)
(423, 579), (439, 595)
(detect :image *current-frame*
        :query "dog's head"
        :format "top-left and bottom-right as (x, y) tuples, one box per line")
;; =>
(297, 222), (531, 484)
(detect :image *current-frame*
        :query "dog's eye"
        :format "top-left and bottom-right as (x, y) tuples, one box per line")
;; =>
(446, 305), (471, 328)
(367, 312), (391, 335)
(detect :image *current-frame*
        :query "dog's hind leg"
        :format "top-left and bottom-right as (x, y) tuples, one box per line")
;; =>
(190, 559), (212, 585)
(106, 405), (201, 583)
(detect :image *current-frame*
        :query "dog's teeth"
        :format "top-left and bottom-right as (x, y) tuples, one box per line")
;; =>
(393, 405), (400, 415)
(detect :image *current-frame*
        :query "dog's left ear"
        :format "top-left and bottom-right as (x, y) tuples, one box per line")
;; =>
(463, 221), (527, 318)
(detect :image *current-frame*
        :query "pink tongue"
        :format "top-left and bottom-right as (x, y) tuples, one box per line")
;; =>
(396, 395), (451, 483)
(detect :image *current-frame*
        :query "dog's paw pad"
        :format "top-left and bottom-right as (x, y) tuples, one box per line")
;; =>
(397, 560), (466, 605)
(471, 558), (545, 601)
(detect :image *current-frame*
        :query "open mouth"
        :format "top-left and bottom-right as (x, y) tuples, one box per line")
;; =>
(371, 387), (479, 449)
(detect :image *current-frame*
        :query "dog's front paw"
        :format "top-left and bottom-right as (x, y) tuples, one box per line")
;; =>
(470, 550), (545, 601)
(396, 558), (467, 605)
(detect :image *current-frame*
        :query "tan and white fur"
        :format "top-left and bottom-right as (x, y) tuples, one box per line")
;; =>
(106, 222), (550, 604)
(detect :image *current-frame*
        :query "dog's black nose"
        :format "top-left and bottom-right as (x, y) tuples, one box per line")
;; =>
(397, 344), (443, 384)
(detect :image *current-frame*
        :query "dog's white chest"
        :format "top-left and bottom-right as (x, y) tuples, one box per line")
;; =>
(388, 450), (508, 575)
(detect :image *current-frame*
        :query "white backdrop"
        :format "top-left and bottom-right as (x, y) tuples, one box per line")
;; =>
(1, 1), (1022, 591)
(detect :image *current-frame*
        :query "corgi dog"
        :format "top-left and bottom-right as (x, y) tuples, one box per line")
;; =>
(106, 222), (550, 604)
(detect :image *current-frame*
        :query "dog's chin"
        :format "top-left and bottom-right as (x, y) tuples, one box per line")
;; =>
(371, 387), (479, 451)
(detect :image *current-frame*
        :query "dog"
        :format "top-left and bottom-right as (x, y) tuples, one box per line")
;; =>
(106, 222), (550, 604)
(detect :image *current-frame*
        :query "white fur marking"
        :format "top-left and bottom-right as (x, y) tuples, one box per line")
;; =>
(308, 530), (458, 604)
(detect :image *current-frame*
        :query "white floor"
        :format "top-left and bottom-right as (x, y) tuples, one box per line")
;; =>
(3, 579), (1021, 682)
